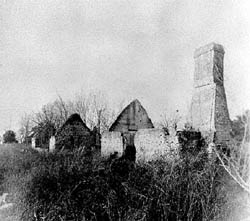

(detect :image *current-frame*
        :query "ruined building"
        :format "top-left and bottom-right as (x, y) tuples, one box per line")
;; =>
(46, 43), (231, 160)
(55, 113), (94, 151)
(110, 99), (154, 144)
(101, 42), (232, 161)
(101, 100), (178, 161)
(101, 99), (154, 158)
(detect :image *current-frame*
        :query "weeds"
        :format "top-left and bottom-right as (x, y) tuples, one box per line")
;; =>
(0, 140), (232, 221)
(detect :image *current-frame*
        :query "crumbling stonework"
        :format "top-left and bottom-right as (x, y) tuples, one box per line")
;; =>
(110, 99), (154, 134)
(55, 113), (93, 150)
(105, 99), (154, 158)
(190, 43), (231, 145)
(101, 43), (232, 161)
(134, 129), (179, 161)
(101, 131), (123, 157)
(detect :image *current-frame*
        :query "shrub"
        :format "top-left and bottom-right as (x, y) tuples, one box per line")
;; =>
(0, 139), (229, 221)
(7, 148), (224, 221)
(3, 130), (17, 144)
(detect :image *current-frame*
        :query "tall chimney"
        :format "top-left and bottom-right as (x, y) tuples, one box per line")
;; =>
(190, 43), (231, 144)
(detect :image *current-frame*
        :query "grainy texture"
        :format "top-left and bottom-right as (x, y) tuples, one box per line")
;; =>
(109, 99), (154, 133)
(190, 43), (231, 144)
(134, 128), (178, 161)
(101, 131), (123, 157)
(49, 136), (55, 152)
(104, 99), (154, 156)
(55, 113), (93, 150)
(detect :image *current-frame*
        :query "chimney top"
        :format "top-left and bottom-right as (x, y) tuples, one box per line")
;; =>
(194, 42), (224, 58)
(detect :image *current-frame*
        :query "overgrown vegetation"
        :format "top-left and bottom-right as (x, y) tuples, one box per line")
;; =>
(0, 110), (249, 220)
(3, 130), (17, 144)
(0, 143), (228, 221)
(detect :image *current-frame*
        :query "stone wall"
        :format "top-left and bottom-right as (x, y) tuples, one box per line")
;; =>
(55, 113), (93, 150)
(134, 129), (179, 161)
(101, 131), (124, 157)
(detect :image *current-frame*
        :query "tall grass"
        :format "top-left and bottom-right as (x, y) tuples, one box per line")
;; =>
(0, 146), (227, 221)
(3, 138), (245, 221)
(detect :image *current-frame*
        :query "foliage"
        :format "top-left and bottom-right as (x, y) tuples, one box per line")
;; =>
(28, 91), (120, 135)
(55, 123), (94, 150)
(231, 110), (250, 144)
(18, 113), (34, 144)
(0, 148), (224, 221)
(32, 121), (56, 149)
(3, 130), (17, 144)
(19, 91), (123, 149)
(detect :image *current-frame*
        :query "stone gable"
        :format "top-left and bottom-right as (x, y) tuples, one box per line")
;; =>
(109, 99), (154, 133)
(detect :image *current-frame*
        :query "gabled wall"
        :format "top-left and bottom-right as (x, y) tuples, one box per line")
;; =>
(101, 131), (124, 157)
(109, 99), (154, 133)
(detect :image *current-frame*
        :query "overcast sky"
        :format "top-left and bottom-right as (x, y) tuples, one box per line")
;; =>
(1, 0), (250, 133)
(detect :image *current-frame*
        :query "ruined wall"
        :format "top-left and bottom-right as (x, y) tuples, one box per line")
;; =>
(49, 136), (55, 152)
(134, 129), (179, 161)
(190, 42), (231, 144)
(55, 114), (93, 150)
(101, 131), (123, 157)
(31, 137), (36, 148)
(109, 99), (154, 133)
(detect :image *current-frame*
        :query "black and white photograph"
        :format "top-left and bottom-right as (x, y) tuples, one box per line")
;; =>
(0, 0), (250, 220)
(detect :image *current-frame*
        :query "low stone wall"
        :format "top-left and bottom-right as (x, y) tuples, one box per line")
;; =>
(134, 129), (179, 161)
(101, 131), (123, 157)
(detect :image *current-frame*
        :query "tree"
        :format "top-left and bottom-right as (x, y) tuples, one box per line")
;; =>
(159, 109), (182, 134)
(231, 110), (250, 145)
(18, 113), (34, 144)
(3, 130), (17, 143)
(18, 90), (122, 149)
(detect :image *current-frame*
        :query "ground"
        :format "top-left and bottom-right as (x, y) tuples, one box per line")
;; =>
(0, 143), (34, 221)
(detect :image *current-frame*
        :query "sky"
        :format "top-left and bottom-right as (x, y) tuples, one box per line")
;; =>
(1, 0), (250, 133)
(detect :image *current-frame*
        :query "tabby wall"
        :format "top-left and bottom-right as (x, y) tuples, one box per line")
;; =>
(101, 129), (179, 161)
(101, 131), (124, 157)
(134, 129), (179, 161)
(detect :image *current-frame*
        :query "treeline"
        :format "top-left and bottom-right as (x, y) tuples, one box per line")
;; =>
(18, 91), (125, 148)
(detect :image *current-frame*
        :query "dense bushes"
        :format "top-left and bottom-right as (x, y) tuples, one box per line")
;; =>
(4, 148), (223, 221)
(3, 130), (17, 144)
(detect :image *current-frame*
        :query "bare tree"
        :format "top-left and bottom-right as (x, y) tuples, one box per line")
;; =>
(19, 90), (123, 148)
(18, 113), (34, 144)
(71, 92), (89, 124)
(70, 90), (122, 133)
(85, 91), (117, 132)
(159, 109), (182, 134)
